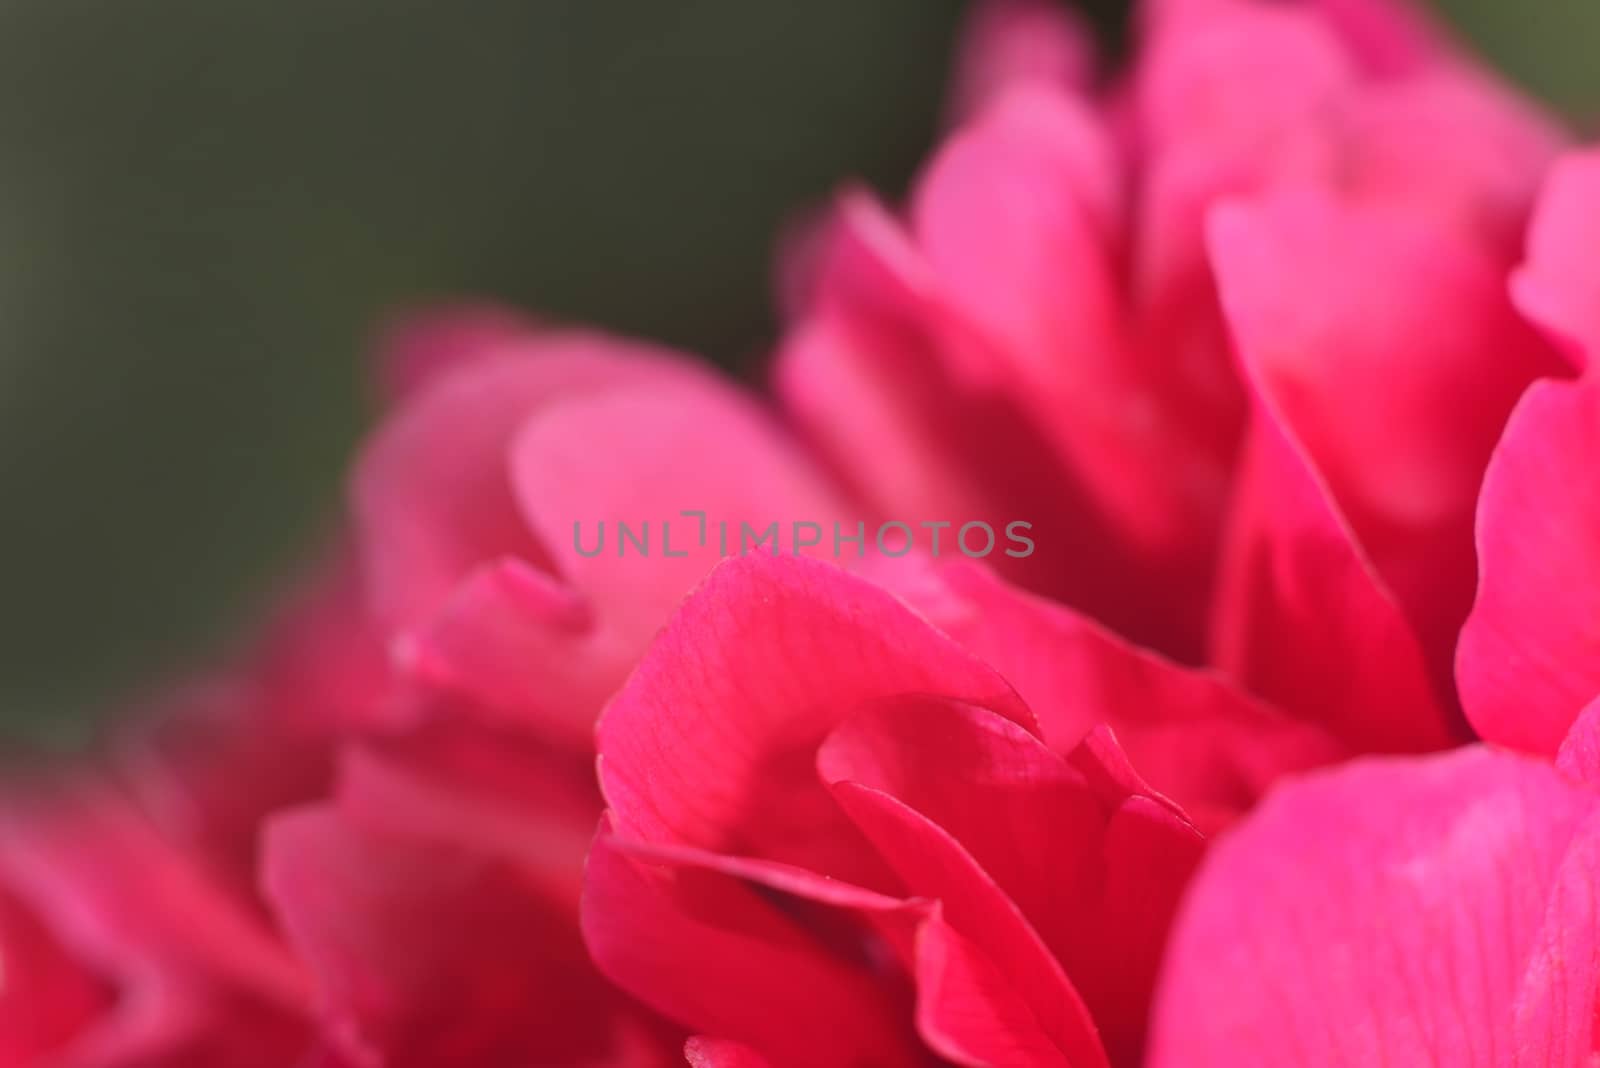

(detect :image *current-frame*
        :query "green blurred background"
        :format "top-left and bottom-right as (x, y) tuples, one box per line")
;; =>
(1, 0), (1596, 749)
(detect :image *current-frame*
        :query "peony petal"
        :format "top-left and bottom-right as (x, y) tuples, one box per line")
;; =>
(884, 558), (1344, 823)
(351, 333), (687, 637)
(1209, 416), (1451, 753)
(587, 829), (1110, 1068)
(911, 86), (1228, 654)
(946, 0), (1094, 125)
(1556, 697), (1600, 788)
(372, 302), (541, 406)
(1513, 150), (1600, 369)
(912, 912), (1077, 1068)
(819, 697), (1199, 1064)
(582, 826), (923, 1068)
(0, 786), (307, 1012)
(1459, 377), (1600, 756)
(358, 331), (850, 746)
(0, 888), (113, 1063)
(263, 804), (632, 1068)
(683, 1037), (773, 1068)
(596, 554), (1033, 886)
(1304, 0), (1455, 75)
(332, 721), (600, 904)
(1209, 191), (1561, 684)
(1149, 748), (1600, 1067)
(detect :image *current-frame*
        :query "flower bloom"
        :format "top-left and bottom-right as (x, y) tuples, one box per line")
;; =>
(3, 0), (1597, 1065)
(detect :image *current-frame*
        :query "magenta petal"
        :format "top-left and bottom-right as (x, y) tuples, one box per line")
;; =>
(263, 804), (628, 1067)
(596, 554), (1031, 884)
(1514, 150), (1600, 368)
(911, 912), (1078, 1068)
(1459, 378), (1600, 756)
(819, 697), (1197, 1064)
(684, 1037), (774, 1068)
(889, 559), (1344, 821)
(1556, 697), (1600, 787)
(1209, 191), (1558, 687)
(352, 335), (683, 636)
(372, 302), (539, 406)
(1209, 415), (1451, 753)
(582, 828), (923, 1068)
(1149, 748), (1600, 1067)
(946, 0), (1094, 124)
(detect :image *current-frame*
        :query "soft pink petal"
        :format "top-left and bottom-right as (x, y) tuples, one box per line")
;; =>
(683, 1037), (773, 1068)
(372, 302), (540, 406)
(352, 334), (685, 636)
(357, 333), (849, 745)
(597, 554), (1032, 887)
(582, 827), (923, 1068)
(819, 697), (1199, 1064)
(884, 559), (1344, 823)
(263, 804), (635, 1067)
(946, 0), (1094, 125)
(1209, 191), (1561, 684)
(1556, 697), (1600, 787)
(1459, 377), (1600, 756)
(1514, 151), (1600, 368)
(0, 888), (113, 1063)
(911, 912), (1077, 1068)
(587, 830), (1110, 1068)
(0, 786), (306, 1011)
(1209, 416), (1451, 753)
(1149, 748), (1600, 1067)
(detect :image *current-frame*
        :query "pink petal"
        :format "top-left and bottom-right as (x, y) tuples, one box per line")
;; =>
(683, 1037), (773, 1068)
(352, 333), (684, 636)
(1305, 0), (1455, 76)
(0, 786), (307, 1011)
(332, 721), (600, 904)
(356, 333), (849, 745)
(371, 302), (540, 406)
(0, 785), (312, 1066)
(946, 0), (1095, 125)
(1514, 151), (1600, 368)
(0, 888), (112, 1063)
(885, 559), (1344, 823)
(1209, 191), (1560, 686)
(911, 913), (1078, 1068)
(596, 554), (1034, 886)
(1149, 748), (1600, 1067)
(1459, 377), (1600, 756)
(1209, 414), (1451, 753)
(819, 697), (1199, 1064)
(1556, 696), (1600, 787)
(588, 830), (1110, 1068)
(263, 804), (635, 1067)
(582, 826), (923, 1068)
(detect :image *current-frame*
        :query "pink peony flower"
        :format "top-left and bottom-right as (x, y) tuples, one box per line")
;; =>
(3, 0), (1595, 1065)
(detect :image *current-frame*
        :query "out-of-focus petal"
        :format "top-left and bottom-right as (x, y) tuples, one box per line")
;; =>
(683, 1037), (773, 1068)
(357, 333), (850, 746)
(1148, 748), (1600, 1067)
(1514, 151), (1600, 368)
(263, 804), (637, 1068)
(946, 0), (1094, 125)
(372, 302), (540, 407)
(1459, 378), (1600, 756)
